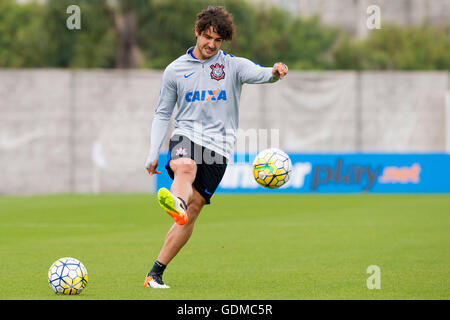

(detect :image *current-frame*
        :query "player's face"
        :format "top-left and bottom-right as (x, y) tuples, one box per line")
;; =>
(194, 27), (223, 60)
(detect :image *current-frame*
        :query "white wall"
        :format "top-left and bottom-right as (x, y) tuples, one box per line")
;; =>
(0, 70), (448, 194)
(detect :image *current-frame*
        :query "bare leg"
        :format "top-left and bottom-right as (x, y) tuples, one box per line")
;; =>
(157, 187), (205, 265)
(169, 158), (197, 205)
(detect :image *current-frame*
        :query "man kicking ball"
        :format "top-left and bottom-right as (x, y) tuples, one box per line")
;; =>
(144, 5), (288, 288)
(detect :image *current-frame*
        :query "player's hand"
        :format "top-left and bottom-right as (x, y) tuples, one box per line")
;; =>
(146, 159), (161, 175)
(272, 62), (288, 80)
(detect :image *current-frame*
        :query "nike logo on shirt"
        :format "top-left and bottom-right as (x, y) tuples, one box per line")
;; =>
(184, 72), (195, 78)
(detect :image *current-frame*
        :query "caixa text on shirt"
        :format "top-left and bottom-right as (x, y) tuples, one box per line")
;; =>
(185, 89), (227, 102)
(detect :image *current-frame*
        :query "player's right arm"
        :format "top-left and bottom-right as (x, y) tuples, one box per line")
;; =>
(145, 66), (178, 175)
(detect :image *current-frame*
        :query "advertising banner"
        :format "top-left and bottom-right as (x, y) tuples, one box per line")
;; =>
(156, 153), (450, 194)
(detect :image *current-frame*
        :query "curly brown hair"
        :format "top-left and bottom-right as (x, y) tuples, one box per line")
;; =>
(195, 6), (234, 41)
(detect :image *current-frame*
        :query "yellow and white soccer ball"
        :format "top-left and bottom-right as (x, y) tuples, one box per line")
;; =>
(48, 257), (88, 295)
(252, 148), (292, 189)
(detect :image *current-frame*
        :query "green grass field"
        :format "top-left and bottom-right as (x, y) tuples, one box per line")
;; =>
(0, 194), (449, 300)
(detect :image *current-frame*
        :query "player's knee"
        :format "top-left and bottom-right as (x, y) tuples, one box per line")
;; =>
(177, 163), (197, 178)
(171, 159), (197, 178)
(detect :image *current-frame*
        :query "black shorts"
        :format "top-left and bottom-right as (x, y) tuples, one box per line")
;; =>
(165, 135), (228, 204)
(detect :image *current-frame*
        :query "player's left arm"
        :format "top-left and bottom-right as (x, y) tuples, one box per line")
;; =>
(235, 57), (288, 84)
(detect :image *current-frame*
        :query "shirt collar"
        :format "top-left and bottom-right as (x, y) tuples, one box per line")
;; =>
(187, 47), (198, 60)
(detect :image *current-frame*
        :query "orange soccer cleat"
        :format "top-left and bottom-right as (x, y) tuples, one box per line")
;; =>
(157, 188), (188, 225)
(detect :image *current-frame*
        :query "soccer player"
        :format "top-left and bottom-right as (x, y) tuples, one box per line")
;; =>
(144, 5), (288, 288)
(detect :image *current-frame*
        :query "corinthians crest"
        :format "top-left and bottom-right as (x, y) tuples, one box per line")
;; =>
(175, 147), (188, 157)
(210, 63), (225, 81)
